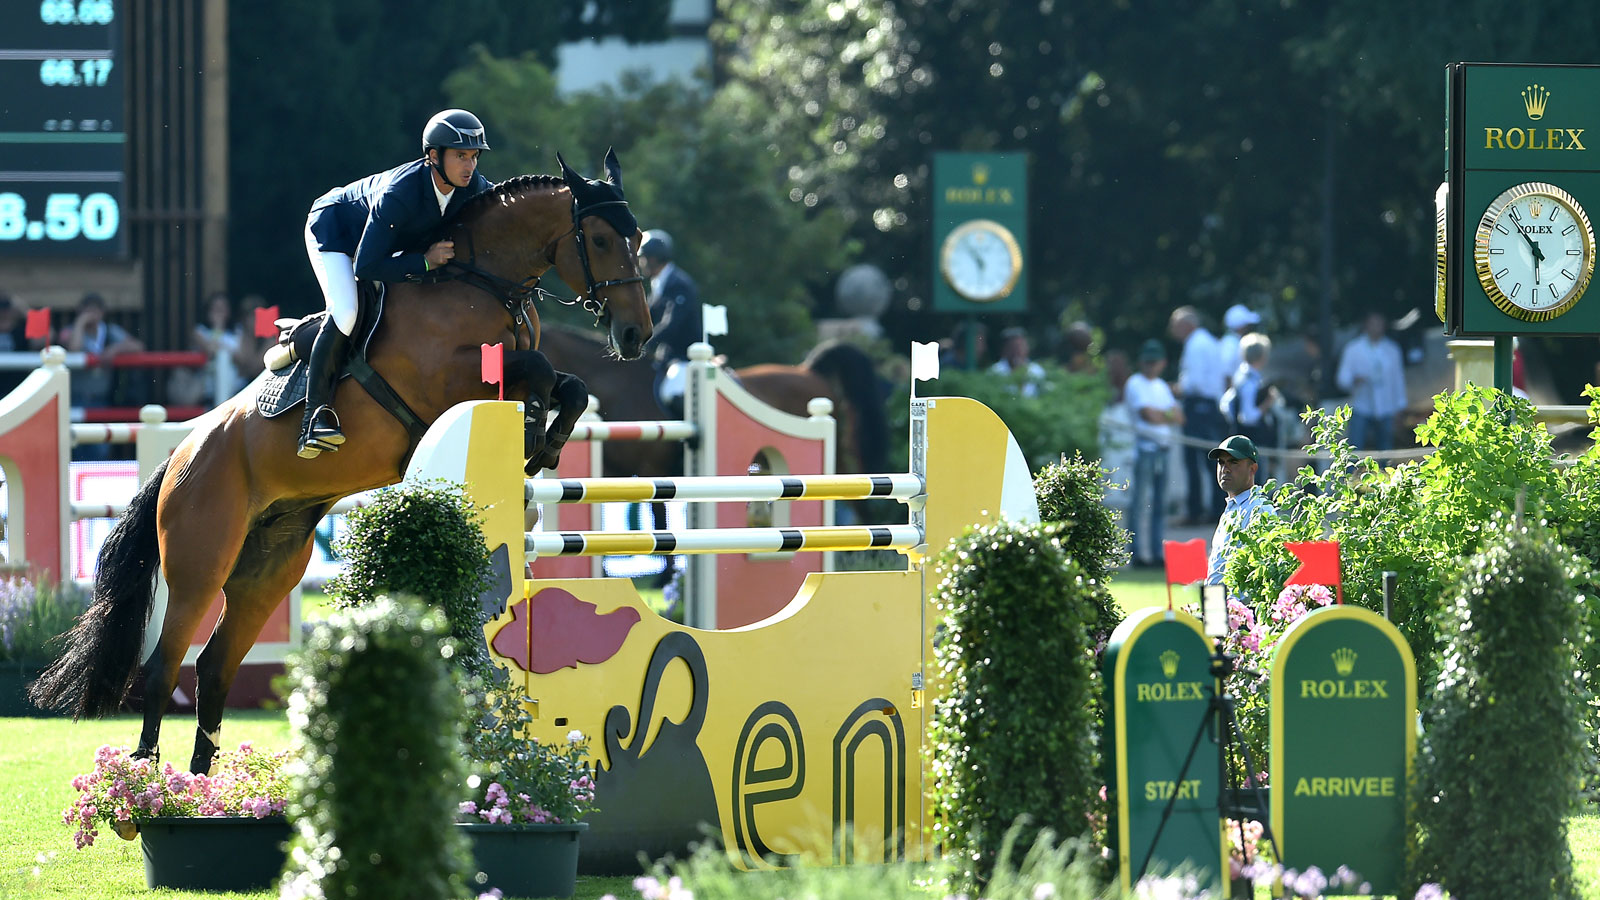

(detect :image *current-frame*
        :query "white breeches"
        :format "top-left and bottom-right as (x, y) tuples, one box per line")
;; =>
(304, 225), (358, 336)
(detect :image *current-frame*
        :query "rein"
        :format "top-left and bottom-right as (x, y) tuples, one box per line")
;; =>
(434, 196), (646, 343)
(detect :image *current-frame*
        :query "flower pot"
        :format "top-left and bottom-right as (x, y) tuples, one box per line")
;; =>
(0, 665), (58, 717)
(139, 816), (291, 891)
(459, 821), (587, 898)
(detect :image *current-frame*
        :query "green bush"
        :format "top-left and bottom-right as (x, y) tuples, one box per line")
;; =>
(928, 519), (1099, 887)
(1546, 384), (1600, 793)
(885, 364), (1108, 473)
(1409, 517), (1593, 899)
(329, 480), (496, 683)
(0, 577), (88, 665)
(1032, 452), (1128, 646)
(279, 596), (473, 900)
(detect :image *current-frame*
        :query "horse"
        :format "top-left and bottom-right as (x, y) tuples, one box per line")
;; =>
(29, 151), (654, 774)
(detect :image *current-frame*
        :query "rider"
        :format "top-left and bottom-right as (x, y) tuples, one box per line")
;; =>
(639, 229), (701, 417)
(298, 108), (493, 458)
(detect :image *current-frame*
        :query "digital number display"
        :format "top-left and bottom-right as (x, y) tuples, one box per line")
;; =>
(0, 1), (125, 258)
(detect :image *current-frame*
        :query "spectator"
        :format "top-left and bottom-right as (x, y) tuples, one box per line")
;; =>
(0, 293), (46, 396)
(1124, 339), (1183, 567)
(1168, 306), (1228, 524)
(233, 293), (272, 383)
(1098, 348), (1135, 511)
(1336, 311), (1407, 451)
(989, 326), (1047, 397)
(1219, 303), (1261, 386)
(639, 229), (702, 417)
(191, 290), (243, 404)
(1060, 320), (1097, 374)
(940, 320), (988, 371)
(63, 292), (144, 409)
(1220, 333), (1280, 454)
(1205, 435), (1275, 587)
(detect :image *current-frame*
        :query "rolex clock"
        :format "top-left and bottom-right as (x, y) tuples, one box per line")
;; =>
(1473, 181), (1596, 322)
(939, 218), (1023, 302)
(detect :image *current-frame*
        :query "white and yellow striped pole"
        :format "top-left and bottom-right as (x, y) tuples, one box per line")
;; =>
(523, 473), (924, 506)
(525, 524), (923, 559)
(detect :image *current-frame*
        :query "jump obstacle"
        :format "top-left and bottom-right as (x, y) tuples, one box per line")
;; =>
(405, 393), (1039, 872)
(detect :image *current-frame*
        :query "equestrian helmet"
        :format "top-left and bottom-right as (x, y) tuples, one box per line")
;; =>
(422, 109), (491, 153)
(640, 229), (675, 261)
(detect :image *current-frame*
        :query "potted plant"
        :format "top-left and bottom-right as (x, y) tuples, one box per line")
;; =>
(0, 576), (88, 715)
(457, 678), (597, 899)
(62, 741), (292, 890)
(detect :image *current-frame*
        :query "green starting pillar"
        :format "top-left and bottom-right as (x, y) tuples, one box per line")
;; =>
(1105, 608), (1229, 896)
(1270, 605), (1416, 894)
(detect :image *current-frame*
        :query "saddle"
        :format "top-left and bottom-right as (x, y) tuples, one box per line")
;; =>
(254, 282), (429, 443)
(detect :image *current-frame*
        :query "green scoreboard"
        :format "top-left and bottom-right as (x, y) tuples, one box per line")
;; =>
(1443, 63), (1600, 335)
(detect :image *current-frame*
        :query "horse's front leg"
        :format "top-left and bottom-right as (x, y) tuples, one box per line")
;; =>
(505, 350), (558, 474)
(536, 370), (588, 473)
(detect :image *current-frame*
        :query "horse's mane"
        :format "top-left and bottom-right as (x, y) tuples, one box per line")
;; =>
(453, 174), (567, 226)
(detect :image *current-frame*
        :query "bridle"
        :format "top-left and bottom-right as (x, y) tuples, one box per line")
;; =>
(433, 194), (646, 345)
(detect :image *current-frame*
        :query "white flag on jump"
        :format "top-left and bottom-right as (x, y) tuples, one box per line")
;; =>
(702, 304), (729, 338)
(911, 341), (941, 382)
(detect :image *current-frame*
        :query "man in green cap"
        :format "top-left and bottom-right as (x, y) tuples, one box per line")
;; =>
(1206, 434), (1274, 586)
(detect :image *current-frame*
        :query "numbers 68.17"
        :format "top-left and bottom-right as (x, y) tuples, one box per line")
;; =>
(0, 192), (120, 241)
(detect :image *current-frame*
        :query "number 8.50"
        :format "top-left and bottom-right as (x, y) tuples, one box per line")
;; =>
(0, 192), (120, 241)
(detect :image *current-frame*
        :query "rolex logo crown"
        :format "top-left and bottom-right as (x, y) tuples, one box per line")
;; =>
(1160, 649), (1180, 679)
(1530, 199), (1544, 218)
(1332, 647), (1358, 677)
(1523, 84), (1550, 121)
(972, 163), (990, 186)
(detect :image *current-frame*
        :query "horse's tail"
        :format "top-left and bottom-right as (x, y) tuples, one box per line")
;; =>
(802, 341), (889, 473)
(28, 458), (168, 718)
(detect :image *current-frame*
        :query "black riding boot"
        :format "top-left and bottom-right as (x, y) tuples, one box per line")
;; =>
(296, 319), (348, 459)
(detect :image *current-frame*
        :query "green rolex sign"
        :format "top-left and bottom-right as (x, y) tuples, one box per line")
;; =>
(1270, 605), (1416, 895)
(1104, 608), (1228, 896)
(932, 152), (1028, 313)
(1445, 63), (1600, 336)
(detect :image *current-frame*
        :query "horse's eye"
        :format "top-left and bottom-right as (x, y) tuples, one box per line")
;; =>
(594, 235), (609, 251)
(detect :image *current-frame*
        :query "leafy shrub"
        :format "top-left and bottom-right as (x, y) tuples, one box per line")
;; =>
(328, 480), (496, 683)
(279, 596), (473, 900)
(458, 684), (597, 826)
(1545, 383), (1600, 789)
(928, 519), (1099, 886)
(1033, 452), (1128, 646)
(1409, 517), (1593, 899)
(0, 578), (88, 665)
(885, 363), (1109, 473)
(631, 820), (1105, 900)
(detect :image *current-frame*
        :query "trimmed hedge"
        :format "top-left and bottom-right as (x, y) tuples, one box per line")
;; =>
(329, 479), (496, 684)
(279, 596), (473, 900)
(928, 519), (1099, 887)
(1409, 517), (1592, 900)
(1032, 452), (1128, 647)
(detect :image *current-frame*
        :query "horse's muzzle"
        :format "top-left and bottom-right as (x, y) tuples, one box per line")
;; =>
(612, 322), (646, 360)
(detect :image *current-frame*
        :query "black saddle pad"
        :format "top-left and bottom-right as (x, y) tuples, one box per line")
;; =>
(256, 283), (386, 419)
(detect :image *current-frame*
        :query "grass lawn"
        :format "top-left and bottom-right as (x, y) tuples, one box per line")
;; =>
(1108, 565), (1191, 615)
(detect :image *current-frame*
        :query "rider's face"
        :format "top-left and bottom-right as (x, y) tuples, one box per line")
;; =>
(435, 148), (480, 188)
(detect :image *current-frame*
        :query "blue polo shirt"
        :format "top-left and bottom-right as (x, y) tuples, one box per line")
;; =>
(1207, 486), (1274, 585)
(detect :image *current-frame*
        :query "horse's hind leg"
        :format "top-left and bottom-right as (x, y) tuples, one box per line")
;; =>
(532, 369), (588, 473)
(136, 494), (251, 763)
(190, 505), (326, 774)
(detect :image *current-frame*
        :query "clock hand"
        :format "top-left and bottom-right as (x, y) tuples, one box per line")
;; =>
(969, 248), (986, 272)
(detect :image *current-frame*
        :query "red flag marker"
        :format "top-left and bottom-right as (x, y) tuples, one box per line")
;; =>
(480, 342), (504, 401)
(24, 308), (50, 341)
(1285, 540), (1343, 604)
(1162, 538), (1208, 610)
(254, 305), (280, 338)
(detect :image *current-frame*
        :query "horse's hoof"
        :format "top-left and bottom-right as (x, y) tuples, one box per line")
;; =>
(112, 819), (140, 841)
(130, 746), (158, 763)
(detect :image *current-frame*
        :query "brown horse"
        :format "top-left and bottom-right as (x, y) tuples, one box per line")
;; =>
(29, 152), (653, 773)
(537, 323), (889, 481)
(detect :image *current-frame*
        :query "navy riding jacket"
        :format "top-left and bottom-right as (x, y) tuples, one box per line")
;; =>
(647, 264), (701, 365)
(306, 158), (491, 284)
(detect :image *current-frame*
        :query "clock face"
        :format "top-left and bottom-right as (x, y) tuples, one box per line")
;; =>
(1473, 181), (1596, 322)
(940, 219), (1022, 302)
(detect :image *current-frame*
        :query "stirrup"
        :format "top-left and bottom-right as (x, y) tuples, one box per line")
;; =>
(297, 406), (345, 458)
